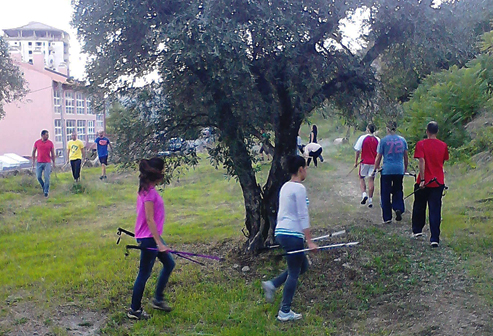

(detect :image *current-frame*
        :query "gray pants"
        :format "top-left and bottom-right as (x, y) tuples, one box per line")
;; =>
(36, 162), (52, 195)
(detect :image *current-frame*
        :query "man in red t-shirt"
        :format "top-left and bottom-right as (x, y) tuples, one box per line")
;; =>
(411, 121), (449, 247)
(32, 130), (56, 197)
(353, 124), (380, 207)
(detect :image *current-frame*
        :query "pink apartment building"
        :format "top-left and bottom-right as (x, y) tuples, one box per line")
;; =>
(0, 23), (104, 159)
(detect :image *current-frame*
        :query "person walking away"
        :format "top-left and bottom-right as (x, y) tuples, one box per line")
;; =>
(353, 123), (380, 207)
(259, 130), (272, 161)
(67, 132), (85, 182)
(32, 130), (56, 198)
(411, 121), (449, 247)
(89, 131), (113, 180)
(302, 143), (323, 167)
(261, 155), (318, 322)
(374, 121), (408, 223)
(309, 124), (324, 162)
(128, 157), (175, 320)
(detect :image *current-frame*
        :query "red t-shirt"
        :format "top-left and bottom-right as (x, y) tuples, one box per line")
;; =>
(34, 139), (54, 163)
(355, 135), (379, 164)
(414, 138), (449, 188)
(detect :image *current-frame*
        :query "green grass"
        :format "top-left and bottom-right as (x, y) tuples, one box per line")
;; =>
(2, 142), (493, 334)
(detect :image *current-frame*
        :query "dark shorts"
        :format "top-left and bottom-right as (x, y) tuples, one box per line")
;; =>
(99, 156), (108, 165)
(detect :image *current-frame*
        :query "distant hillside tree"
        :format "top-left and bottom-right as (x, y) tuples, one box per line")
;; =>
(0, 36), (26, 118)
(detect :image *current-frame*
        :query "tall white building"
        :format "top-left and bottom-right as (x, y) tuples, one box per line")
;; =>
(3, 21), (70, 75)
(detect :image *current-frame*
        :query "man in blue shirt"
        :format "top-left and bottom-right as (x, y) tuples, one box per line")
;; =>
(90, 131), (113, 180)
(374, 121), (408, 224)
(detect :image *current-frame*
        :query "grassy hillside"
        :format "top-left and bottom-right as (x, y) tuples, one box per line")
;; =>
(1, 133), (493, 335)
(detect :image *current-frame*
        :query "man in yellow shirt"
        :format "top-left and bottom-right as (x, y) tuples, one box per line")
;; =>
(67, 132), (85, 182)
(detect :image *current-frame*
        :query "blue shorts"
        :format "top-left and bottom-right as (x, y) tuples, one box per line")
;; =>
(99, 156), (108, 165)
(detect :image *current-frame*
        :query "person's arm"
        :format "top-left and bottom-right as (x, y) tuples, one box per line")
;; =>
(32, 145), (37, 169)
(109, 142), (113, 151)
(374, 153), (382, 172)
(354, 151), (361, 167)
(403, 150), (409, 173)
(51, 146), (56, 168)
(418, 157), (425, 188)
(144, 201), (169, 253)
(303, 228), (318, 251)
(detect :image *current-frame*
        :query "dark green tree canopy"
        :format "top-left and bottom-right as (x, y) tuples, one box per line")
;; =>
(73, 0), (493, 251)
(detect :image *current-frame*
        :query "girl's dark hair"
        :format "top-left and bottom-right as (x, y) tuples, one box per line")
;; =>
(311, 125), (318, 143)
(138, 157), (165, 193)
(287, 155), (306, 175)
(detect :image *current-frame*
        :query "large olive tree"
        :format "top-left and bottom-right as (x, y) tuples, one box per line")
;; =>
(73, 0), (493, 252)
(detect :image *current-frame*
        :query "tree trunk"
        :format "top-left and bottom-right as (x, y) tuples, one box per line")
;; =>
(258, 78), (304, 247)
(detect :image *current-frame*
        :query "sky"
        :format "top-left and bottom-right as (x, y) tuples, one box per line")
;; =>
(0, 0), (87, 80)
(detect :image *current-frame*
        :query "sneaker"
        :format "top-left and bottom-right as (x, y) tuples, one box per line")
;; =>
(368, 199), (373, 208)
(44, 192), (49, 198)
(151, 299), (172, 312)
(361, 196), (368, 205)
(383, 220), (392, 224)
(412, 232), (424, 238)
(104, 175), (107, 179)
(261, 281), (276, 303)
(431, 242), (439, 248)
(127, 308), (150, 320)
(99, 176), (104, 180)
(395, 210), (402, 221)
(277, 310), (302, 322)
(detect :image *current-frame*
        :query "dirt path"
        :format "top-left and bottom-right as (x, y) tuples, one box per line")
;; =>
(308, 160), (493, 336)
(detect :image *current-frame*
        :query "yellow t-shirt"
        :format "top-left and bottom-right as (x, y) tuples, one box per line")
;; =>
(67, 139), (84, 160)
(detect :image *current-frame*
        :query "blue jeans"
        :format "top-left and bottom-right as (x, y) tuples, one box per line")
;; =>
(412, 185), (445, 243)
(36, 163), (52, 195)
(131, 237), (175, 311)
(380, 174), (405, 222)
(270, 235), (309, 313)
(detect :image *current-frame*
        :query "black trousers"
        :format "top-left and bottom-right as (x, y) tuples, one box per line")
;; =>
(307, 148), (323, 167)
(70, 159), (82, 181)
(412, 185), (445, 243)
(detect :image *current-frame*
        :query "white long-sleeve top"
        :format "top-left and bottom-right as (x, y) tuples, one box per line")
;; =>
(274, 181), (310, 239)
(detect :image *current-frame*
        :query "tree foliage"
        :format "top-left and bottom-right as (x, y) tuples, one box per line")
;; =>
(402, 30), (493, 151)
(73, 0), (493, 252)
(0, 36), (27, 118)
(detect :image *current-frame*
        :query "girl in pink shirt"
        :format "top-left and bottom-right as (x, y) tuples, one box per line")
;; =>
(128, 158), (175, 320)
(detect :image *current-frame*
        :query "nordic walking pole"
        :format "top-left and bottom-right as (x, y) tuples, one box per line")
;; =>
(266, 230), (347, 249)
(346, 160), (363, 177)
(285, 242), (359, 255)
(403, 177), (437, 200)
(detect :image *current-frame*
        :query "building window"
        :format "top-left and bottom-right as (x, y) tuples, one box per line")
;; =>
(77, 120), (86, 141)
(54, 90), (61, 114)
(87, 120), (96, 142)
(36, 42), (42, 46)
(65, 91), (74, 114)
(54, 119), (62, 142)
(96, 114), (104, 128)
(28, 42), (32, 46)
(86, 98), (92, 114)
(66, 120), (76, 141)
(76, 93), (85, 114)
(56, 149), (64, 158)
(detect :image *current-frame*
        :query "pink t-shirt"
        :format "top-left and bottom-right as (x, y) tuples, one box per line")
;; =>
(134, 187), (165, 239)
(34, 139), (54, 163)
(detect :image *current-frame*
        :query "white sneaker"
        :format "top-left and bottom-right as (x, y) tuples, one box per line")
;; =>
(412, 232), (423, 238)
(261, 281), (276, 303)
(277, 310), (302, 322)
(368, 198), (373, 208)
